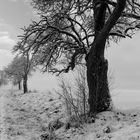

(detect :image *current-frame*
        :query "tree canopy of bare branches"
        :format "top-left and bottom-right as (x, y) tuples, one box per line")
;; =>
(4, 55), (35, 93)
(15, 0), (140, 73)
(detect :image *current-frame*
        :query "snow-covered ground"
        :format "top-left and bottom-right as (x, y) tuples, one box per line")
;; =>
(0, 86), (65, 140)
(1, 85), (140, 140)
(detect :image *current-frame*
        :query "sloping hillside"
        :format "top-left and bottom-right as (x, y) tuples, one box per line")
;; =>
(0, 88), (140, 140)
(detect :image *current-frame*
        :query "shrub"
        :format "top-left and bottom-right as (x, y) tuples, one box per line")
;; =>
(57, 66), (89, 125)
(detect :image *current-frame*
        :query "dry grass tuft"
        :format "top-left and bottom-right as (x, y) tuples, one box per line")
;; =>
(57, 66), (89, 126)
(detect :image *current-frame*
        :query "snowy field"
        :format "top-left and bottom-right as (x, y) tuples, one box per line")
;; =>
(1, 76), (140, 140)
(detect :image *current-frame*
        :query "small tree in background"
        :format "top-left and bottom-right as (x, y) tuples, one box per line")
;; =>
(4, 54), (35, 93)
(4, 58), (23, 90)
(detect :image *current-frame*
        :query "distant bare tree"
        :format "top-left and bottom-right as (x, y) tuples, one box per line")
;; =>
(15, 0), (140, 116)
(4, 54), (34, 93)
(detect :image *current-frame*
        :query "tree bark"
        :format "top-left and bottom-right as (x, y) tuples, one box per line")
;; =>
(23, 74), (28, 93)
(87, 54), (111, 115)
(86, 39), (111, 116)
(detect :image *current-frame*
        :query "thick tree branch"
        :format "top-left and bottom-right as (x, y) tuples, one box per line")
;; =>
(100, 0), (126, 39)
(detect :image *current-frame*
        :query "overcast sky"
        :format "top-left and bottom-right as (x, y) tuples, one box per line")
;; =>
(0, 0), (140, 92)
(0, 0), (36, 68)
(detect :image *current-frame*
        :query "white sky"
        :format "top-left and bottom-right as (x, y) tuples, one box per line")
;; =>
(0, 0), (140, 92)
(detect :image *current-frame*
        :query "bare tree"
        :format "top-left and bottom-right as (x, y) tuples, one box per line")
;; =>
(4, 57), (23, 90)
(4, 55), (34, 93)
(15, 0), (140, 116)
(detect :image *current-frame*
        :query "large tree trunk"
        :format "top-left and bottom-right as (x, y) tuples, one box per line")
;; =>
(87, 55), (111, 115)
(86, 0), (126, 116)
(23, 75), (28, 93)
(86, 0), (111, 116)
(86, 39), (111, 116)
